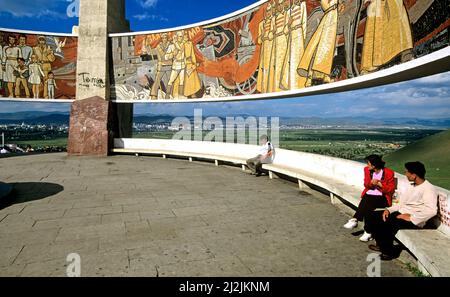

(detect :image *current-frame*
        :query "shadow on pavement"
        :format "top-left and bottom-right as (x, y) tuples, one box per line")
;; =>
(0, 182), (64, 210)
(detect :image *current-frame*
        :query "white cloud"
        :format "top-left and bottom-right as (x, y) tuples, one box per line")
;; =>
(0, 0), (68, 19)
(133, 13), (168, 22)
(138, 0), (159, 8)
(415, 72), (450, 84)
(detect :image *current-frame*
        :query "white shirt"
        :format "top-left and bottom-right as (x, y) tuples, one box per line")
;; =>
(388, 180), (437, 227)
(258, 142), (274, 164)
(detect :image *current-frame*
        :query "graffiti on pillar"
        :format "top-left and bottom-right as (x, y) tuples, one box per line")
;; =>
(0, 30), (77, 100)
(109, 0), (449, 101)
(78, 72), (106, 89)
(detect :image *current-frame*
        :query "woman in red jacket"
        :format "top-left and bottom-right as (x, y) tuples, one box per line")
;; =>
(344, 154), (396, 241)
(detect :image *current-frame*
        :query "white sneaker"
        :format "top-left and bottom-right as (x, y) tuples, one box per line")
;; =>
(343, 218), (358, 229)
(359, 231), (373, 242)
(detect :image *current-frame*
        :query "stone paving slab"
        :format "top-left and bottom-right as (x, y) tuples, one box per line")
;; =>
(0, 153), (414, 276)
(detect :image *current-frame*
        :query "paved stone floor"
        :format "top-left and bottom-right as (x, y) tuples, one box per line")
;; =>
(0, 153), (413, 276)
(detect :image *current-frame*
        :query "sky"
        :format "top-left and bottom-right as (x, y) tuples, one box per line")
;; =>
(0, 0), (449, 118)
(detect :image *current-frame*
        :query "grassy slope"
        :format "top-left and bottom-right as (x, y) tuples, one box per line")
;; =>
(384, 129), (450, 190)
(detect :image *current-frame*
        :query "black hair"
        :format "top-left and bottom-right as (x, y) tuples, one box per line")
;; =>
(17, 57), (25, 63)
(365, 154), (385, 169)
(405, 161), (426, 179)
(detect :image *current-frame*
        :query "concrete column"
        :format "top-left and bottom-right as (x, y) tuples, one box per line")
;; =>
(69, 0), (132, 156)
(76, 0), (129, 100)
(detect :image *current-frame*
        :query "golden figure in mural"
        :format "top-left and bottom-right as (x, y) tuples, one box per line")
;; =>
(33, 36), (55, 98)
(269, 0), (290, 92)
(150, 33), (172, 99)
(361, 0), (413, 73)
(281, 0), (307, 90)
(165, 31), (186, 99)
(183, 33), (202, 98)
(297, 0), (339, 87)
(256, 3), (275, 93)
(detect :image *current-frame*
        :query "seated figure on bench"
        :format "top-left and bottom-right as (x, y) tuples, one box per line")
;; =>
(246, 135), (274, 176)
(365, 161), (437, 260)
(344, 154), (396, 242)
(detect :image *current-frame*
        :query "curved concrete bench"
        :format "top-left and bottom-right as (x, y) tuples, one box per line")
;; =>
(113, 138), (450, 276)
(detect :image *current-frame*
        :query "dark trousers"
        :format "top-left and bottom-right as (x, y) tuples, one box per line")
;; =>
(353, 194), (388, 222)
(366, 211), (419, 256)
(246, 155), (262, 174)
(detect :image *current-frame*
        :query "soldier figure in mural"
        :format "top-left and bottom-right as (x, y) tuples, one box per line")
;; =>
(361, 0), (413, 73)
(18, 35), (33, 66)
(33, 36), (55, 99)
(297, 0), (339, 87)
(270, 0), (290, 92)
(183, 32), (202, 98)
(281, 0), (307, 90)
(150, 33), (172, 99)
(256, 2), (275, 93)
(3, 35), (22, 98)
(165, 31), (186, 99)
(337, 0), (362, 78)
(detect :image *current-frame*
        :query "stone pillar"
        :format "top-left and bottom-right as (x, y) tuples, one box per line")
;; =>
(68, 0), (133, 156)
(67, 96), (112, 156)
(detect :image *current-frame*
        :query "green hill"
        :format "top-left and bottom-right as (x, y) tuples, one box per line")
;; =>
(384, 129), (450, 190)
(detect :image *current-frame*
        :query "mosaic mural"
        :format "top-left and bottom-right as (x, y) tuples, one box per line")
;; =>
(110, 0), (450, 101)
(0, 31), (77, 100)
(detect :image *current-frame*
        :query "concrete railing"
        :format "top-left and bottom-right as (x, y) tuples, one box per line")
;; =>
(114, 138), (450, 276)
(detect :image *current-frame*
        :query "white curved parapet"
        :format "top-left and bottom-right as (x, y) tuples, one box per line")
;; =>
(114, 138), (450, 236)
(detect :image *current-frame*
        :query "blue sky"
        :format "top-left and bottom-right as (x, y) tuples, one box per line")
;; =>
(0, 0), (449, 118)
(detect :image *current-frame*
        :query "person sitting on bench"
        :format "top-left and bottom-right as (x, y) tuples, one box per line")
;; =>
(365, 161), (437, 260)
(246, 135), (274, 176)
(343, 154), (396, 242)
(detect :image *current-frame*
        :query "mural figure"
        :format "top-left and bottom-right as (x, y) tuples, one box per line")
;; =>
(281, 0), (307, 90)
(165, 31), (186, 99)
(361, 0), (413, 73)
(46, 71), (57, 99)
(3, 35), (22, 98)
(0, 33), (3, 97)
(109, 0), (450, 101)
(150, 33), (172, 99)
(14, 57), (30, 98)
(18, 35), (33, 66)
(256, 2), (275, 93)
(337, 0), (362, 78)
(271, 0), (290, 92)
(297, 0), (339, 87)
(28, 54), (45, 99)
(183, 32), (202, 98)
(33, 36), (56, 98)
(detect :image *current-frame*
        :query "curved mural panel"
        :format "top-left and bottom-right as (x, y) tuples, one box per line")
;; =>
(110, 0), (450, 102)
(0, 29), (77, 100)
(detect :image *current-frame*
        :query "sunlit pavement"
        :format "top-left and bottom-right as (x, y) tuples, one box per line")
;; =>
(0, 153), (412, 276)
